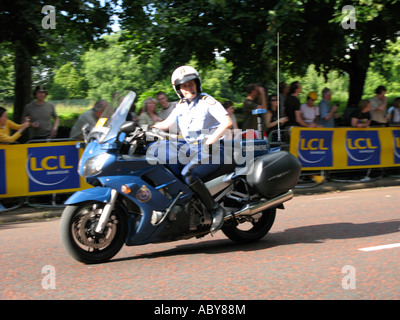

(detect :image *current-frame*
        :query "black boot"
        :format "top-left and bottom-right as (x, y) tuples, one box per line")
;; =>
(189, 179), (226, 233)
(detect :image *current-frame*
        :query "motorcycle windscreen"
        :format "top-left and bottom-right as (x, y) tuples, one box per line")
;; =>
(97, 91), (136, 143)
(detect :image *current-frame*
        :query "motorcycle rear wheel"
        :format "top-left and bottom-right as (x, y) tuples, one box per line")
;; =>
(222, 207), (276, 243)
(60, 201), (128, 264)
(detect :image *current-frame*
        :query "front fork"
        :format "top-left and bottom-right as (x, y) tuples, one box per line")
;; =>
(95, 189), (118, 233)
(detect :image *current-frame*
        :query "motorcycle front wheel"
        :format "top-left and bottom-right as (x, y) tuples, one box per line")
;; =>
(60, 201), (128, 264)
(222, 207), (276, 243)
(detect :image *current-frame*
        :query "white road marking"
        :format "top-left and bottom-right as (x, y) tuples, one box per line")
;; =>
(359, 243), (400, 252)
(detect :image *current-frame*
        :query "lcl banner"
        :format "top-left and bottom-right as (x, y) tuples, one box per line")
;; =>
(0, 141), (91, 198)
(289, 127), (400, 170)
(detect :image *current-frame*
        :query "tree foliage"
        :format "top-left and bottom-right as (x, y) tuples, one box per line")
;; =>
(119, 0), (400, 107)
(1, 0), (400, 114)
(0, 0), (114, 120)
(269, 0), (400, 106)
(49, 62), (88, 100)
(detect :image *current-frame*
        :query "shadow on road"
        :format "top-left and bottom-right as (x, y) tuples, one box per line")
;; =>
(271, 218), (400, 245)
(111, 218), (400, 263)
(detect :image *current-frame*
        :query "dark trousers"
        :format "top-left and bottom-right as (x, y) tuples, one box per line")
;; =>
(147, 140), (224, 185)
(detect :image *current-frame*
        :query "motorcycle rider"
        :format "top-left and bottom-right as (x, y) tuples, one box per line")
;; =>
(153, 66), (233, 233)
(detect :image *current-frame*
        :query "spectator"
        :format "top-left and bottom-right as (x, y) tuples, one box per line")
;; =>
(284, 81), (313, 127)
(284, 81), (301, 127)
(318, 87), (338, 127)
(69, 99), (108, 140)
(156, 91), (177, 120)
(127, 102), (138, 122)
(300, 91), (320, 127)
(241, 83), (267, 130)
(156, 91), (178, 133)
(22, 85), (59, 140)
(222, 101), (239, 130)
(388, 97), (400, 126)
(0, 107), (30, 143)
(279, 82), (289, 116)
(351, 100), (371, 127)
(370, 85), (388, 126)
(138, 97), (162, 127)
(265, 94), (288, 138)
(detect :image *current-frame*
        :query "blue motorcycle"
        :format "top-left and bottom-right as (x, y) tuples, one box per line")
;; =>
(60, 91), (301, 264)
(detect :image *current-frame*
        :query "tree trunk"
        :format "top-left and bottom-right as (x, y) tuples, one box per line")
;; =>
(347, 63), (368, 109)
(345, 42), (371, 109)
(13, 41), (32, 123)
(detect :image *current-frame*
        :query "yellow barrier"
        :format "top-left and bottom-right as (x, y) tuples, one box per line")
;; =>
(290, 127), (400, 171)
(0, 141), (91, 199)
(2, 128), (399, 198)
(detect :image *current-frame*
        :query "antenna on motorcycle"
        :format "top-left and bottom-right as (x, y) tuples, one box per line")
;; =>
(276, 32), (282, 143)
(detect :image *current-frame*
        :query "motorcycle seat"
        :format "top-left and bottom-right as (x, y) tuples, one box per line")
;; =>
(202, 163), (236, 182)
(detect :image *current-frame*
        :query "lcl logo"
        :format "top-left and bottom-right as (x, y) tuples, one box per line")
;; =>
(29, 155), (73, 171)
(297, 131), (333, 167)
(345, 131), (380, 166)
(299, 138), (329, 151)
(26, 145), (80, 192)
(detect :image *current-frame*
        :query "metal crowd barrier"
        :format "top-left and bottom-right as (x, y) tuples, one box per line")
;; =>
(2, 127), (400, 212)
(0, 138), (86, 212)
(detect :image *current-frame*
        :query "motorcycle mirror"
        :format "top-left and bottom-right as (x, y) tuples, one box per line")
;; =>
(120, 121), (137, 133)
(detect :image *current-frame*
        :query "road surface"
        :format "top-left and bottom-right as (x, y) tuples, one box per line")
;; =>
(1, 186), (400, 300)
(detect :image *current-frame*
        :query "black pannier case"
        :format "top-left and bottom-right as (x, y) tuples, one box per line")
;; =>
(247, 151), (302, 197)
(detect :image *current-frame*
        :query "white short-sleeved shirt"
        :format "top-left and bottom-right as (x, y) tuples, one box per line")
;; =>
(300, 103), (319, 125)
(167, 93), (228, 143)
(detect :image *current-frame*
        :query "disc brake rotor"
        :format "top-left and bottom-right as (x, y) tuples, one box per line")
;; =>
(72, 206), (118, 252)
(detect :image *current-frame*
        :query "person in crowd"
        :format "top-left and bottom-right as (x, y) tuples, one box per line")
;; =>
(284, 81), (301, 126)
(241, 83), (267, 130)
(370, 85), (388, 126)
(265, 94), (288, 140)
(279, 81), (289, 116)
(156, 91), (178, 133)
(22, 85), (59, 140)
(284, 81), (315, 127)
(153, 65), (232, 233)
(22, 85), (59, 139)
(388, 97), (400, 126)
(351, 99), (371, 127)
(222, 101), (239, 130)
(156, 91), (177, 120)
(69, 99), (108, 140)
(138, 97), (162, 127)
(300, 91), (320, 127)
(318, 87), (338, 127)
(0, 107), (30, 143)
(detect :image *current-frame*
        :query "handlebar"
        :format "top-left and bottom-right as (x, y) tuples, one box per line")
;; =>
(147, 128), (178, 140)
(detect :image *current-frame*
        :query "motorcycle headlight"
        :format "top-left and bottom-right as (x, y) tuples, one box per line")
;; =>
(80, 153), (111, 177)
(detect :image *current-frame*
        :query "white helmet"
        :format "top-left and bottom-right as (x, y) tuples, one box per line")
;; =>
(171, 66), (202, 98)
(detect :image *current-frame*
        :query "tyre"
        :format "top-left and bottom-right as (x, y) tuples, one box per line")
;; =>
(222, 207), (276, 243)
(60, 201), (128, 264)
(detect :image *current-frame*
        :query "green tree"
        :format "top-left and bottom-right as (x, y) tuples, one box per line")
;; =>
(118, 0), (280, 90)
(0, 0), (114, 121)
(82, 33), (162, 101)
(268, 0), (400, 107)
(49, 62), (88, 100)
(118, 0), (400, 108)
(0, 44), (15, 101)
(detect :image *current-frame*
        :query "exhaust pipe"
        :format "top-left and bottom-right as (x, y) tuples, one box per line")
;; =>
(225, 189), (294, 221)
